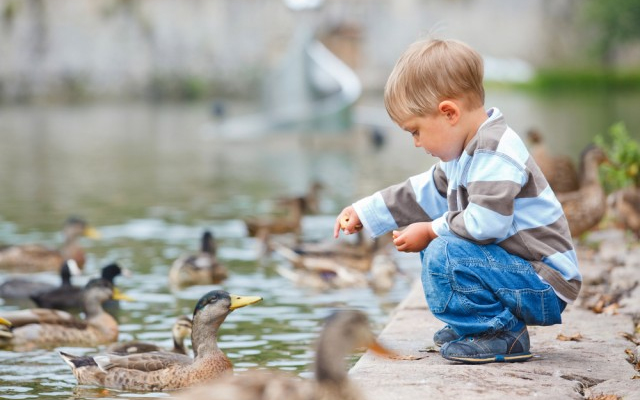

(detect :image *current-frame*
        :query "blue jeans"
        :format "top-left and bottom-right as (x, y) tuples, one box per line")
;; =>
(421, 236), (566, 337)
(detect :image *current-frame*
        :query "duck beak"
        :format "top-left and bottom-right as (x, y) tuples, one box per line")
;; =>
(112, 288), (134, 301)
(366, 339), (398, 358)
(228, 294), (263, 310)
(0, 317), (12, 328)
(84, 226), (101, 239)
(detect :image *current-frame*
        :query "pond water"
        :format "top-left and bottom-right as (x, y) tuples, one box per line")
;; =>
(0, 88), (639, 399)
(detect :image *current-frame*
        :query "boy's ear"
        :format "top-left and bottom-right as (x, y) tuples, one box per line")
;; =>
(438, 101), (460, 124)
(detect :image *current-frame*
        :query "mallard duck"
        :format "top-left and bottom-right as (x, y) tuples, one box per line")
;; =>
(243, 197), (304, 239)
(556, 145), (608, 238)
(0, 216), (100, 272)
(30, 262), (127, 311)
(106, 315), (193, 355)
(169, 231), (228, 289)
(527, 129), (580, 194)
(277, 181), (324, 215)
(0, 278), (128, 351)
(0, 259), (82, 300)
(174, 310), (395, 400)
(272, 234), (398, 290)
(59, 290), (262, 391)
(607, 186), (640, 238)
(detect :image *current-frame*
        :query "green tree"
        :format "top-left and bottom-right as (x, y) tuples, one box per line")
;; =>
(584, 0), (640, 67)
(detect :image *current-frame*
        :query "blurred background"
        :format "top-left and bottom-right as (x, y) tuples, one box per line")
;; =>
(1, 0), (640, 398)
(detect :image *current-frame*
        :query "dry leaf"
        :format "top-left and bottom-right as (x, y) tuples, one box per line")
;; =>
(557, 332), (583, 341)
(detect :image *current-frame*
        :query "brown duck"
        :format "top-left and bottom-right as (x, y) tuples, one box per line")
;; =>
(607, 186), (640, 238)
(0, 259), (82, 300)
(0, 216), (100, 272)
(175, 310), (395, 400)
(0, 278), (127, 351)
(169, 231), (228, 289)
(59, 290), (262, 391)
(528, 129), (580, 194)
(106, 315), (193, 355)
(556, 145), (608, 238)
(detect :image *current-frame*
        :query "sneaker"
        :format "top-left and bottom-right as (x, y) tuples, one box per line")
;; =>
(440, 322), (532, 364)
(433, 325), (460, 346)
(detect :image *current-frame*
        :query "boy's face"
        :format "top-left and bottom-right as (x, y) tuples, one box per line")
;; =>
(400, 112), (467, 162)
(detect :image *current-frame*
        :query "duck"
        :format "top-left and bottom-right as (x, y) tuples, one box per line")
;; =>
(0, 278), (129, 351)
(0, 259), (82, 300)
(169, 231), (228, 289)
(0, 216), (100, 272)
(277, 181), (325, 215)
(243, 197), (305, 240)
(527, 129), (580, 194)
(174, 310), (395, 400)
(30, 262), (127, 311)
(607, 186), (640, 238)
(106, 315), (193, 355)
(59, 290), (262, 391)
(556, 145), (608, 238)
(272, 234), (398, 291)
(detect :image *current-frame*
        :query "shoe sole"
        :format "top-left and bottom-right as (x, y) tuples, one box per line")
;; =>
(443, 352), (533, 364)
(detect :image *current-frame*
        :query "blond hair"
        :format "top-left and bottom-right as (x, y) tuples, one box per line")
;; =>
(384, 39), (485, 123)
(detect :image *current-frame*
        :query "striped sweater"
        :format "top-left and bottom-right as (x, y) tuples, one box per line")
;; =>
(353, 108), (581, 303)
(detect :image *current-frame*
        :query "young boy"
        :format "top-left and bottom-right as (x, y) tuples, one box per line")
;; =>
(333, 39), (581, 364)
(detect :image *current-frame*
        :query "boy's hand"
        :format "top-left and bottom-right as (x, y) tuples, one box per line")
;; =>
(392, 222), (437, 252)
(334, 206), (363, 238)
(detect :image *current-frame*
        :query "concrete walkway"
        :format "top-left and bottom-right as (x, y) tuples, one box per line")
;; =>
(350, 230), (640, 399)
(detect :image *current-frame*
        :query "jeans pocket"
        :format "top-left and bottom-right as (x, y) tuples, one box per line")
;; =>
(497, 287), (562, 326)
(422, 270), (453, 314)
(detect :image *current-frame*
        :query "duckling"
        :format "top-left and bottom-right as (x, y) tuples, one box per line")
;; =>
(169, 231), (228, 289)
(556, 145), (608, 238)
(0, 216), (100, 272)
(30, 262), (127, 311)
(0, 259), (82, 300)
(0, 278), (128, 351)
(607, 186), (640, 238)
(59, 290), (262, 391)
(527, 129), (580, 194)
(106, 315), (193, 355)
(174, 310), (395, 400)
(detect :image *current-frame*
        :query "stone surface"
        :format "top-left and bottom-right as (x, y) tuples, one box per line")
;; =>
(350, 230), (640, 400)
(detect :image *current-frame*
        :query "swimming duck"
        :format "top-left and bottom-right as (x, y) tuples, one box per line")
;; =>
(30, 262), (127, 311)
(59, 290), (262, 391)
(276, 181), (325, 215)
(106, 315), (193, 355)
(556, 145), (608, 238)
(527, 129), (580, 194)
(272, 234), (398, 291)
(169, 231), (228, 289)
(0, 259), (82, 300)
(174, 310), (395, 400)
(0, 278), (128, 351)
(243, 197), (305, 240)
(0, 216), (100, 272)
(607, 186), (640, 238)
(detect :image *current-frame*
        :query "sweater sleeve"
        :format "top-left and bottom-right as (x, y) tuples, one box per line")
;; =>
(353, 164), (449, 237)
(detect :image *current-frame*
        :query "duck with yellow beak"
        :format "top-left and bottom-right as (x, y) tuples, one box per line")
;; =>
(175, 309), (396, 400)
(0, 278), (131, 351)
(60, 290), (262, 391)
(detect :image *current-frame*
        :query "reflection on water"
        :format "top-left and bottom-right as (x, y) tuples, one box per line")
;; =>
(0, 90), (639, 399)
